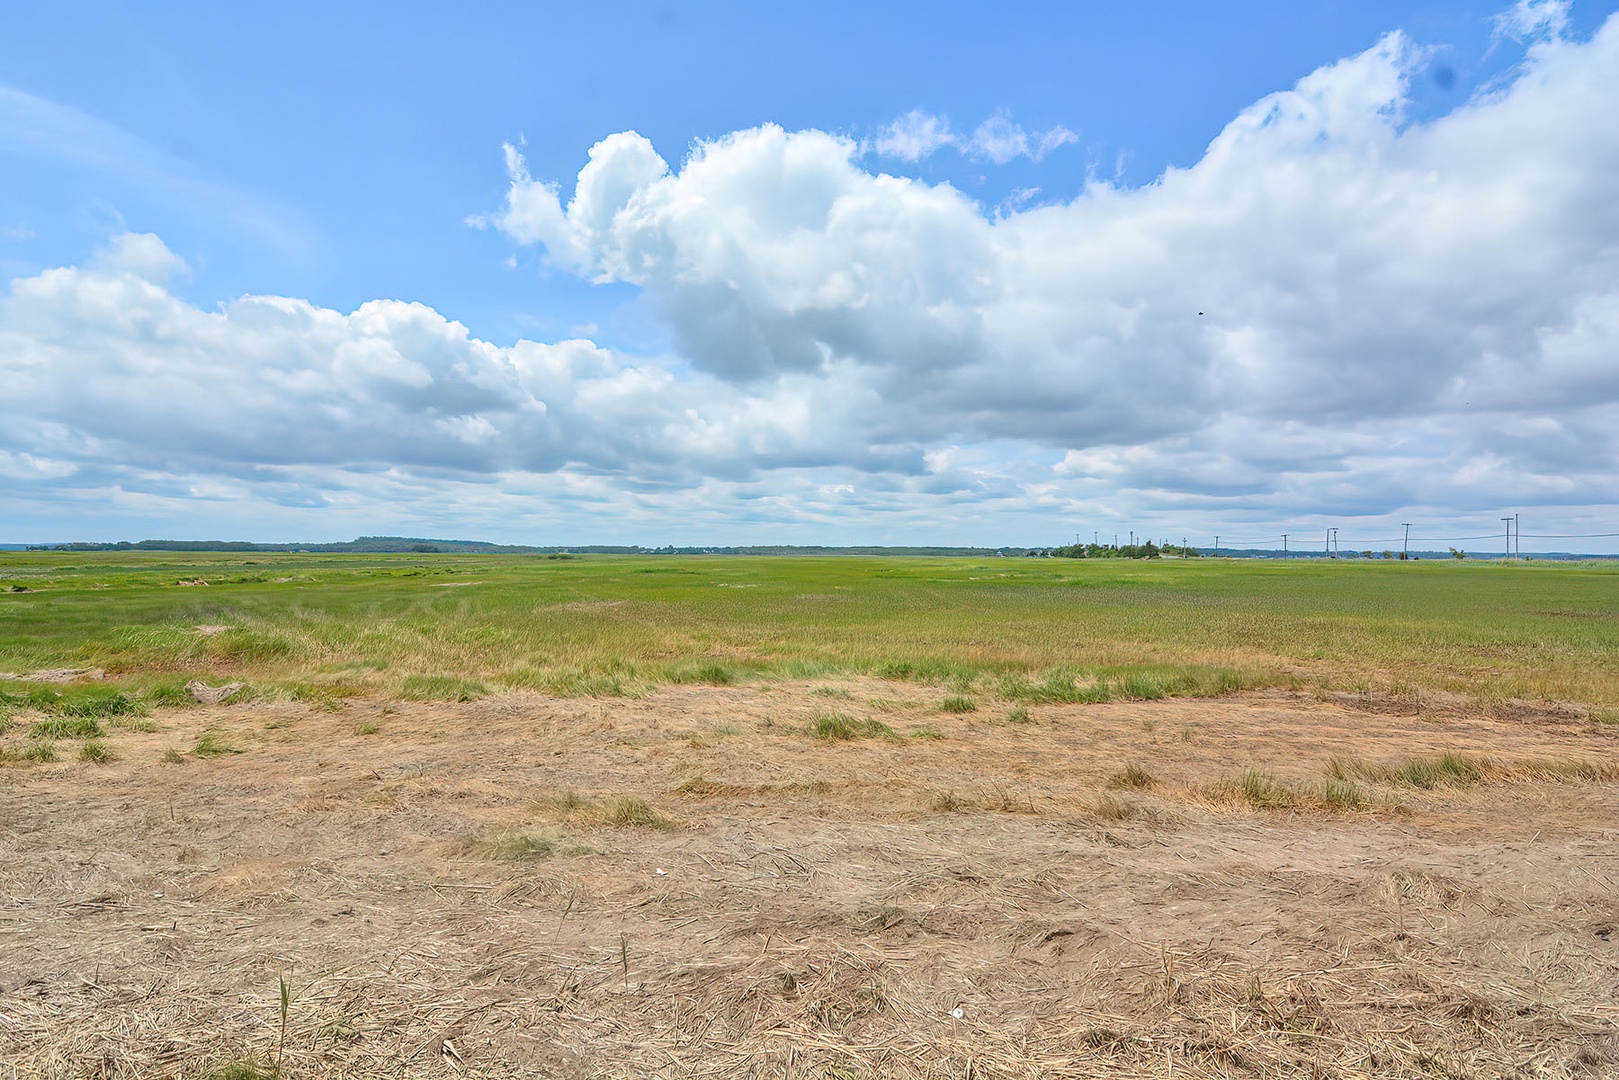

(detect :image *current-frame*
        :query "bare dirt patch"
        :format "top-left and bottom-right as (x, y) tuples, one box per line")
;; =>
(2, 684), (1616, 1078)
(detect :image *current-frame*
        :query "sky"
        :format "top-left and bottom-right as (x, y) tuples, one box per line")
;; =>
(3, 0), (1619, 551)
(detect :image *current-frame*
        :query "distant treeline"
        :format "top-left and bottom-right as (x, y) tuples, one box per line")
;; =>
(1048, 541), (1200, 560)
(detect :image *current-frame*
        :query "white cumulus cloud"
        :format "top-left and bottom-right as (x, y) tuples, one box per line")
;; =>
(8, 13), (1619, 544)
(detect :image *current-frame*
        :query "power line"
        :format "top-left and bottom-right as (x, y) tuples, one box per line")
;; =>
(1521, 531), (1619, 538)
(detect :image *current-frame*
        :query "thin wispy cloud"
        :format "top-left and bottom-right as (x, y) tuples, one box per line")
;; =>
(1492, 0), (1572, 41)
(0, 85), (309, 258)
(873, 109), (1077, 164)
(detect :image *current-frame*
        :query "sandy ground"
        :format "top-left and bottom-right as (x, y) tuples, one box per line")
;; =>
(2, 682), (1617, 1079)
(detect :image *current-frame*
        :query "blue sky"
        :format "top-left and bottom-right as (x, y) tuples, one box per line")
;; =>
(3, 1), (1618, 550)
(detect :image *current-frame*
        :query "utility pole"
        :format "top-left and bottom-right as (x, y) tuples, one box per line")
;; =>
(1214, 535), (1219, 556)
(1502, 517), (1512, 559)
(1282, 534), (1288, 556)
(1515, 513), (1520, 558)
(1402, 523), (1411, 559)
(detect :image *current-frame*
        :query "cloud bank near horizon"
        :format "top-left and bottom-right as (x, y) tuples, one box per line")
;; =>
(5, 10), (1619, 543)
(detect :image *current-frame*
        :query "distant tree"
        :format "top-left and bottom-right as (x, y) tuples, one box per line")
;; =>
(1448, 547), (1467, 560)
(1382, 550), (1394, 560)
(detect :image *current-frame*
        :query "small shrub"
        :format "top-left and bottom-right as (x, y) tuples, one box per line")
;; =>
(910, 725), (943, 740)
(940, 696), (977, 713)
(161, 746), (185, 764)
(78, 739), (115, 763)
(1105, 763), (1155, 790)
(24, 740), (57, 762)
(930, 790), (968, 812)
(1006, 705), (1031, 724)
(353, 720), (380, 736)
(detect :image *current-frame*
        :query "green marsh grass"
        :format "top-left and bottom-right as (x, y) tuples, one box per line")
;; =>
(1328, 752), (1614, 788)
(28, 716), (104, 739)
(0, 740), (58, 763)
(5, 551), (1619, 709)
(77, 738), (115, 763)
(193, 732), (243, 758)
(810, 712), (896, 740)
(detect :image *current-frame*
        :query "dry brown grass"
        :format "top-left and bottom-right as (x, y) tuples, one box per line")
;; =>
(1, 680), (1616, 1078)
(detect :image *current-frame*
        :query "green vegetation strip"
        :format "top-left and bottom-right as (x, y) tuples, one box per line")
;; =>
(1, 551), (1616, 708)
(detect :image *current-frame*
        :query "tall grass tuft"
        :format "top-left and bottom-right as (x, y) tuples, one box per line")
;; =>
(193, 732), (244, 758)
(810, 712), (895, 740)
(1105, 763), (1155, 790)
(29, 716), (104, 739)
(604, 796), (676, 829)
(78, 738), (115, 763)
(1321, 777), (1366, 809)
(666, 661), (738, 686)
(1392, 752), (1485, 789)
(399, 675), (486, 702)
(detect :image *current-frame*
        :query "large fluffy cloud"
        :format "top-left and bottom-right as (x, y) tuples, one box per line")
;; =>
(7, 12), (1619, 543)
(479, 15), (1619, 514)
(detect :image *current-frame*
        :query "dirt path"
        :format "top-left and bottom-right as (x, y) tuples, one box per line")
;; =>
(2, 684), (1616, 1078)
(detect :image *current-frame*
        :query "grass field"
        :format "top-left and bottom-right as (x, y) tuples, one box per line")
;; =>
(3, 551), (1618, 712)
(4, 551), (1619, 1077)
